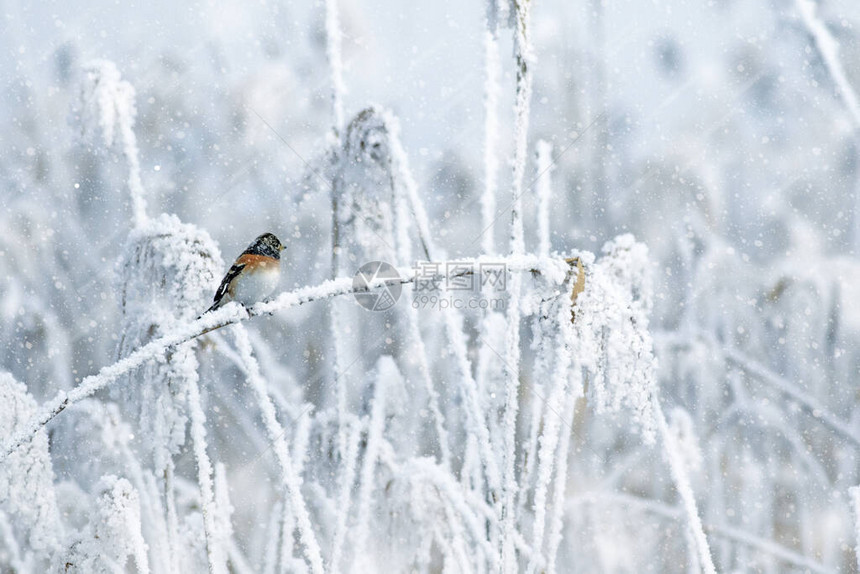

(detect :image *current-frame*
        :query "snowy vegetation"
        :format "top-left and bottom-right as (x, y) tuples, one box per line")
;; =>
(2, 0), (860, 572)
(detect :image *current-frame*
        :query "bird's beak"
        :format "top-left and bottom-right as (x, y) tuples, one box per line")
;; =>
(279, 244), (286, 252)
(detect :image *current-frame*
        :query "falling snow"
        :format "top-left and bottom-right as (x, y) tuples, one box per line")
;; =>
(1, 1), (860, 573)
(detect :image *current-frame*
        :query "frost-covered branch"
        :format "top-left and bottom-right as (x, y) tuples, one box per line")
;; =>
(1, 255), (570, 461)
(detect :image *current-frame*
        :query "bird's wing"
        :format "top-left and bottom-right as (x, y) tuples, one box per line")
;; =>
(209, 261), (246, 311)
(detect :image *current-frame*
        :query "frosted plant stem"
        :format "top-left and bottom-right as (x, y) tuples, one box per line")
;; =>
(795, 0), (860, 126)
(232, 325), (325, 574)
(129, 499), (152, 574)
(292, 403), (314, 477)
(527, 296), (574, 573)
(263, 502), (282, 574)
(392, 121), (503, 501)
(535, 140), (553, 257)
(84, 61), (148, 226)
(118, 100), (148, 227)
(405, 307), (451, 468)
(500, 270), (523, 572)
(659, 331), (860, 447)
(476, 0), (505, 530)
(325, 0), (345, 134)
(162, 464), (179, 573)
(795, 0), (860, 251)
(0, 512), (23, 572)
(655, 400), (716, 574)
(546, 372), (581, 574)
(510, 0), (533, 259)
(390, 154), (450, 468)
(278, 496), (297, 573)
(330, 419), (361, 573)
(388, 113), (433, 260)
(328, 102), (352, 573)
(164, 462), (181, 574)
(353, 366), (389, 560)
(227, 539), (255, 574)
(330, 199), (353, 573)
(851, 487), (860, 571)
(448, 311), (502, 497)
(719, 344), (860, 447)
(1, 256), (568, 461)
(501, 1), (534, 570)
(573, 493), (834, 574)
(387, 105), (502, 511)
(185, 362), (227, 574)
(326, 0), (350, 512)
(481, 0), (502, 256)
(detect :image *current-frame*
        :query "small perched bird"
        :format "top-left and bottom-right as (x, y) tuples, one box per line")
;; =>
(204, 233), (285, 314)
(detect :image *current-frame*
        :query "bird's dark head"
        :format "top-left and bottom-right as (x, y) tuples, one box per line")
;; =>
(245, 233), (285, 259)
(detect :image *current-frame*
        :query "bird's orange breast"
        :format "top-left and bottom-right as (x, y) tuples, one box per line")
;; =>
(236, 253), (279, 270)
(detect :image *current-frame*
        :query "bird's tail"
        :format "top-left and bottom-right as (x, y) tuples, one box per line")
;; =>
(196, 301), (219, 321)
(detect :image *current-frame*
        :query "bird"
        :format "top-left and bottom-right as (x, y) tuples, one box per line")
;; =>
(203, 233), (285, 315)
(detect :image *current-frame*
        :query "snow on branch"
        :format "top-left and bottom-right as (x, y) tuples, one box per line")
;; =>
(0, 254), (571, 463)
